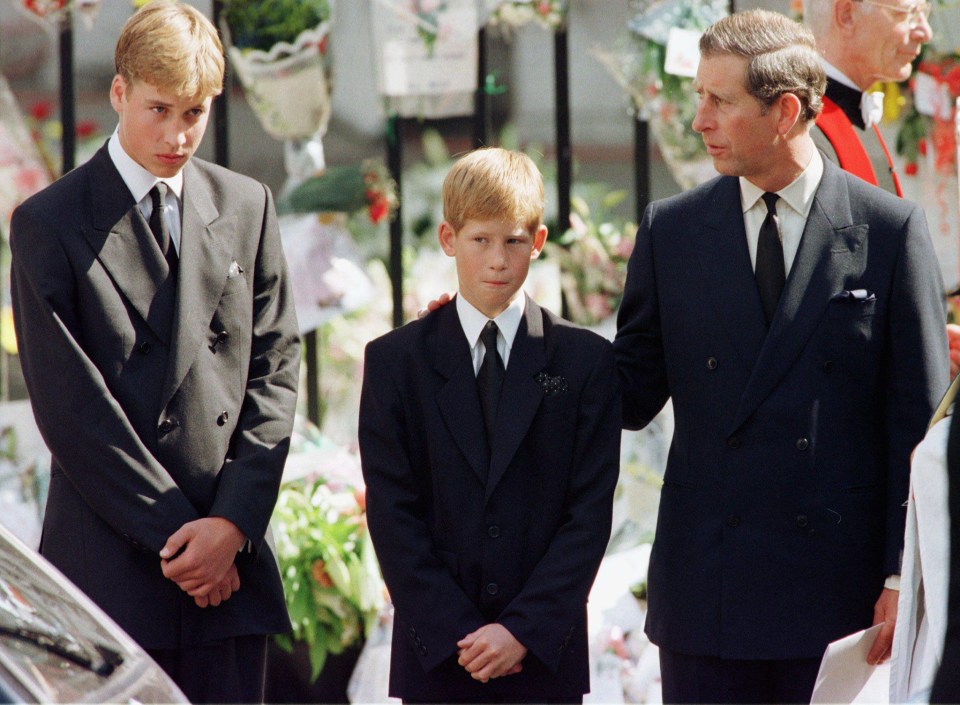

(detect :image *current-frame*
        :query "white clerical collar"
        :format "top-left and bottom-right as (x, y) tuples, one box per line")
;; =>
(108, 127), (184, 204)
(456, 293), (525, 352)
(740, 149), (824, 220)
(821, 59), (860, 92)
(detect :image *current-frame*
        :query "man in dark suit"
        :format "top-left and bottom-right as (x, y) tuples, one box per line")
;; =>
(614, 10), (948, 703)
(9, 2), (300, 702)
(359, 148), (620, 703)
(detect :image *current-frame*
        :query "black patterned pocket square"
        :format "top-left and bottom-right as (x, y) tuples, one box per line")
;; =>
(534, 371), (568, 396)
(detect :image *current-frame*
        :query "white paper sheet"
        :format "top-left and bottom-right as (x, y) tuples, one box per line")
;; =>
(810, 623), (890, 704)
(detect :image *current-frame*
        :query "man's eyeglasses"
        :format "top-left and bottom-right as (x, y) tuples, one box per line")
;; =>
(854, 0), (932, 28)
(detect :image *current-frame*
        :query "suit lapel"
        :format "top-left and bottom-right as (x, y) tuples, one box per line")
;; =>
(485, 295), (547, 501)
(83, 146), (175, 343)
(159, 161), (236, 409)
(694, 177), (768, 370)
(434, 302), (490, 483)
(729, 161), (867, 433)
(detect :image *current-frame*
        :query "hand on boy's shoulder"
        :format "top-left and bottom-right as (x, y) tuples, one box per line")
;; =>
(417, 291), (455, 319)
(456, 623), (527, 683)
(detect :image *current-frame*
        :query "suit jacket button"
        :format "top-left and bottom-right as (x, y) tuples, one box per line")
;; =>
(217, 411), (229, 426)
(796, 438), (809, 451)
(706, 357), (718, 370)
(797, 514), (809, 528)
(137, 341), (151, 355)
(726, 515), (741, 528)
(486, 582), (499, 595)
(158, 419), (177, 434)
(822, 360), (835, 373)
(488, 525), (500, 538)
(726, 436), (741, 449)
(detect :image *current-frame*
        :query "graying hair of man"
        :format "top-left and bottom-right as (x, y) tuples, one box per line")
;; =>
(700, 9), (826, 122)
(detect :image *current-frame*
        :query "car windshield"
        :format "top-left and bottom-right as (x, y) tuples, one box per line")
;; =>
(0, 530), (126, 703)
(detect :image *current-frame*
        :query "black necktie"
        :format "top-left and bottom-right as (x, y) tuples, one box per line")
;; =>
(149, 183), (178, 278)
(477, 320), (504, 443)
(756, 192), (785, 325)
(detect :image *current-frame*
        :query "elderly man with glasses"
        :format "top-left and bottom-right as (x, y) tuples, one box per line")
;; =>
(803, 0), (931, 197)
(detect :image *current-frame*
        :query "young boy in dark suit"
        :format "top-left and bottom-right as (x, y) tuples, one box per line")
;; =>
(358, 147), (620, 704)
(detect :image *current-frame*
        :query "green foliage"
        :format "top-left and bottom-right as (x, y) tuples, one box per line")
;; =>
(223, 0), (331, 52)
(272, 478), (384, 682)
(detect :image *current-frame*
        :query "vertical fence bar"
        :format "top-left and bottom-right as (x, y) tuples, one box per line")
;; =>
(554, 25), (571, 235)
(387, 114), (404, 329)
(474, 27), (488, 148)
(634, 114), (650, 221)
(212, 0), (229, 168)
(59, 11), (75, 175)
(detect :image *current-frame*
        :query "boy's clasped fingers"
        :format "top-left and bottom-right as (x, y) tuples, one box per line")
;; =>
(456, 624), (528, 682)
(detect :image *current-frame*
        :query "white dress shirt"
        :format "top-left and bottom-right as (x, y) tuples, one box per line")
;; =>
(108, 128), (183, 254)
(740, 149), (824, 277)
(456, 294), (524, 375)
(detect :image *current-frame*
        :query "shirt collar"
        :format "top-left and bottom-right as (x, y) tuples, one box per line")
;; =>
(739, 149), (824, 220)
(821, 59), (861, 93)
(456, 293), (525, 350)
(108, 127), (184, 204)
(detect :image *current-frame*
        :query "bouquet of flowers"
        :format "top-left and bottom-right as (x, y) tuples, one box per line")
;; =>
(543, 189), (636, 327)
(486, 0), (568, 32)
(272, 475), (385, 681)
(279, 159), (399, 225)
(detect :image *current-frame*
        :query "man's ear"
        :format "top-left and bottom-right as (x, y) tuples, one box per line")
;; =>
(776, 92), (804, 136)
(530, 224), (548, 259)
(835, 0), (857, 32)
(438, 221), (457, 257)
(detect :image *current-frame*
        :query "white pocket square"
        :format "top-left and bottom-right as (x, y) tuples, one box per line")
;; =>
(228, 261), (244, 278)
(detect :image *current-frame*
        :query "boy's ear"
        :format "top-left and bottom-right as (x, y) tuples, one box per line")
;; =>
(531, 224), (548, 259)
(110, 75), (127, 112)
(438, 221), (457, 257)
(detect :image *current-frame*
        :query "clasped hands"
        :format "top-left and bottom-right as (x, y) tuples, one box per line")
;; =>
(159, 516), (246, 608)
(457, 623), (527, 683)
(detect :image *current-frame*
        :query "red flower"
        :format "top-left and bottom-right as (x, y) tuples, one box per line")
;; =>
(75, 119), (97, 139)
(904, 162), (918, 176)
(918, 138), (928, 157)
(29, 100), (53, 121)
(317, 35), (329, 55)
(368, 195), (389, 224)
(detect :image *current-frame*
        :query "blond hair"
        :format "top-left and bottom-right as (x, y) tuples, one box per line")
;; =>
(700, 10), (825, 122)
(115, 0), (224, 98)
(442, 148), (545, 234)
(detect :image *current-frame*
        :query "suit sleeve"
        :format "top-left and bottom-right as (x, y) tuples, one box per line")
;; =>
(883, 204), (949, 575)
(496, 341), (621, 672)
(208, 184), (301, 548)
(358, 340), (487, 673)
(614, 204), (671, 430)
(10, 204), (200, 554)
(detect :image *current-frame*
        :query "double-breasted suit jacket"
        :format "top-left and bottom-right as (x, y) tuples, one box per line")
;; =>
(10, 145), (300, 648)
(358, 296), (621, 702)
(614, 157), (948, 660)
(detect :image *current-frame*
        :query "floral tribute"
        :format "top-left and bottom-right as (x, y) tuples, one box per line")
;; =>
(272, 474), (385, 681)
(280, 160), (399, 224)
(487, 0), (568, 31)
(897, 55), (960, 176)
(543, 190), (636, 327)
(594, 0), (725, 190)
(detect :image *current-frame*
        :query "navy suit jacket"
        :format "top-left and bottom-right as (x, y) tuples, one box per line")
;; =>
(614, 158), (948, 659)
(10, 145), (300, 648)
(358, 295), (620, 701)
